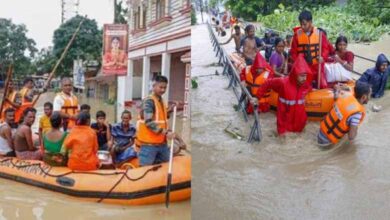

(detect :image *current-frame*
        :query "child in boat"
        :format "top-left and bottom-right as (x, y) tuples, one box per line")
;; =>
(240, 24), (265, 65)
(39, 102), (53, 147)
(111, 110), (137, 166)
(270, 37), (288, 77)
(43, 111), (68, 166)
(63, 112), (99, 170)
(137, 75), (177, 166)
(91, 111), (113, 151)
(14, 107), (43, 160)
(220, 25), (243, 53)
(357, 54), (389, 98)
(317, 82), (371, 148)
(254, 55), (313, 135)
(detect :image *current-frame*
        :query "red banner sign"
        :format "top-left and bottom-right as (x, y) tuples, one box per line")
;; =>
(102, 24), (128, 76)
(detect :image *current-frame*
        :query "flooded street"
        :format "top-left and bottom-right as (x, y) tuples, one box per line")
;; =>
(0, 92), (190, 219)
(192, 18), (390, 219)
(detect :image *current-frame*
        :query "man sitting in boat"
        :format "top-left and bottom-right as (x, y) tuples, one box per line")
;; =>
(111, 110), (137, 166)
(240, 52), (274, 113)
(220, 25), (243, 53)
(14, 107), (42, 160)
(63, 112), (99, 171)
(240, 24), (265, 65)
(137, 75), (177, 167)
(317, 82), (371, 148)
(357, 54), (389, 98)
(290, 10), (331, 89)
(0, 108), (17, 157)
(254, 55), (313, 136)
(325, 36), (354, 85)
(43, 112), (68, 166)
(53, 78), (79, 131)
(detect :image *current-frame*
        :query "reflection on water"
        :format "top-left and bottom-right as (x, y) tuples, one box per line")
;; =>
(2, 92), (190, 219)
(192, 22), (390, 219)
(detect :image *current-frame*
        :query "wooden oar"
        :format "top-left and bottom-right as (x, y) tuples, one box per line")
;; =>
(317, 30), (322, 89)
(32, 16), (86, 107)
(0, 65), (14, 116)
(165, 105), (177, 208)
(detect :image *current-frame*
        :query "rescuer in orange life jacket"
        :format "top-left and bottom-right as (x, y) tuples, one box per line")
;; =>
(240, 52), (274, 113)
(317, 82), (371, 148)
(290, 10), (332, 89)
(53, 77), (79, 131)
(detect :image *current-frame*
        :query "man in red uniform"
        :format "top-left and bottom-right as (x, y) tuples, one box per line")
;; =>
(290, 10), (331, 89)
(254, 55), (313, 135)
(240, 52), (274, 113)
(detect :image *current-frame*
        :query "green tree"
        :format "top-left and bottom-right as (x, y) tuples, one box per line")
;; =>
(33, 47), (57, 75)
(224, 0), (335, 21)
(114, 0), (128, 24)
(348, 0), (390, 25)
(0, 18), (37, 78)
(52, 15), (102, 76)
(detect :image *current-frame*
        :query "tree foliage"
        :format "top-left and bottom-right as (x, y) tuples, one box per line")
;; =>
(114, 0), (129, 24)
(348, 0), (390, 25)
(52, 15), (102, 76)
(33, 47), (57, 75)
(257, 5), (390, 43)
(0, 18), (38, 78)
(224, 0), (334, 21)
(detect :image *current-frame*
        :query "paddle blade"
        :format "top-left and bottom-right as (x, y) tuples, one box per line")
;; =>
(165, 173), (172, 208)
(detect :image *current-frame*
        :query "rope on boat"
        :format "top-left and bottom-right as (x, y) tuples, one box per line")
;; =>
(0, 157), (162, 180)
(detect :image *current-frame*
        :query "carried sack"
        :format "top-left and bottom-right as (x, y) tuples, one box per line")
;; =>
(325, 62), (352, 82)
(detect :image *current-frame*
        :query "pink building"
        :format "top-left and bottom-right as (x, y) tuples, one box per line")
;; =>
(117, 0), (191, 120)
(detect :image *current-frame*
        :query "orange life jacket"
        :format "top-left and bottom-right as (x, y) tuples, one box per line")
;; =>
(136, 94), (168, 145)
(320, 94), (365, 144)
(19, 87), (32, 104)
(296, 27), (320, 65)
(14, 102), (33, 123)
(2, 91), (17, 112)
(245, 66), (271, 104)
(57, 92), (79, 129)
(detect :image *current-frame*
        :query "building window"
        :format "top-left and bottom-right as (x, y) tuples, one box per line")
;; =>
(134, 7), (140, 29)
(156, 0), (165, 19)
(133, 6), (146, 30)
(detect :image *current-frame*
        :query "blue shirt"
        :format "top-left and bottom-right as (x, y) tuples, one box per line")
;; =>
(111, 123), (136, 147)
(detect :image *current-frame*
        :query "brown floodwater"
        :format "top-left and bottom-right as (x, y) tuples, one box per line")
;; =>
(1, 92), (190, 219)
(192, 20), (390, 219)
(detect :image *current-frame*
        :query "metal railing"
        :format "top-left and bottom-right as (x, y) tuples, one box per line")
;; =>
(207, 21), (262, 143)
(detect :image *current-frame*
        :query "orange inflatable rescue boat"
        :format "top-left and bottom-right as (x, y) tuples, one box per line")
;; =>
(228, 53), (355, 121)
(0, 155), (191, 205)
